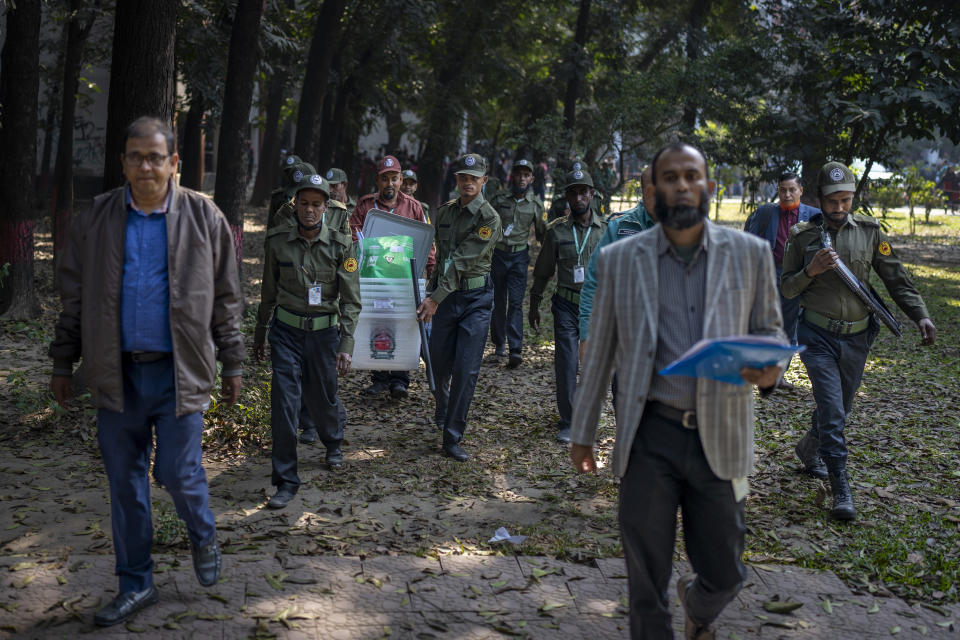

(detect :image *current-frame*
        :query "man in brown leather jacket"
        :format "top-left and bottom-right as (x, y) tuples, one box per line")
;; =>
(48, 117), (245, 628)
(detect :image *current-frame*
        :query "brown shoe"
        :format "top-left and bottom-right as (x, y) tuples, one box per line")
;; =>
(677, 574), (715, 640)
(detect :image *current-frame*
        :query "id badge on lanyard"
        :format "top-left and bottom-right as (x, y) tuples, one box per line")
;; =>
(573, 265), (585, 284)
(303, 265), (322, 306)
(308, 284), (323, 306)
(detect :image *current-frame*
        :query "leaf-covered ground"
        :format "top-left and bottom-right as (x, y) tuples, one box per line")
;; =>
(1, 202), (957, 611)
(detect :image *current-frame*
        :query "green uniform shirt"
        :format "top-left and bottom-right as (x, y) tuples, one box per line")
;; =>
(487, 190), (546, 250)
(429, 194), (502, 305)
(255, 219), (362, 353)
(419, 201), (431, 224)
(781, 213), (929, 323)
(268, 200), (351, 234)
(530, 213), (606, 300)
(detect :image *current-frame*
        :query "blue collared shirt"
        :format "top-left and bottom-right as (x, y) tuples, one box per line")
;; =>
(121, 186), (173, 352)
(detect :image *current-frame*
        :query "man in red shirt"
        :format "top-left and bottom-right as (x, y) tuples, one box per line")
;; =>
(350, 155), (436, 399)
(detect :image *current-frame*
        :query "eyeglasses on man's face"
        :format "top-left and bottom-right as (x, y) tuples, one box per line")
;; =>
(122, 152), (170, 168)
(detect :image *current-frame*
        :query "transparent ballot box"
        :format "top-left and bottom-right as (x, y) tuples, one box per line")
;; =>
(352, 277), (427, 371)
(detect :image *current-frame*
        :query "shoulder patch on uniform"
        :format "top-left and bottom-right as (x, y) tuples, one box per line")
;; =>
(329, 199), (347, 210)
(546, 217), (567, 230)
(852, 213), (880, 226)
(878, 241), (892, 256)
(443, 198), (458, 207)
(344, 257), (358, 272)
(477, 226), (492, 240)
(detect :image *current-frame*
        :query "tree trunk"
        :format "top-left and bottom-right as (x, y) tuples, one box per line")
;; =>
(681, 0), (709, 131)
(103, 0), (177, 191)
(213, 0), (265, 264)
(561, 0), (592, 146)
(384, 104), (404, 153)
(179, 96), (205, 190)
(293, 0), (348, 164)
(0, 0), (42, 319)
(52, 0), (98, 268)
(249, 68), (288, 206)
(316, 82), (337, 164)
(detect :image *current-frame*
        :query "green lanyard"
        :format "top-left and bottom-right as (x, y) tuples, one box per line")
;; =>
(571, 224), (592, 266)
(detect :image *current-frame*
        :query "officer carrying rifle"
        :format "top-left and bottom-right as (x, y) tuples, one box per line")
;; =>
(781, 162), (936, 522)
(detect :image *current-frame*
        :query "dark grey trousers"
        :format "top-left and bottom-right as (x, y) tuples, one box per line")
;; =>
(797, 317), (877, 461)
(269, 320), (346, 491)
(620, 412), (746, 639)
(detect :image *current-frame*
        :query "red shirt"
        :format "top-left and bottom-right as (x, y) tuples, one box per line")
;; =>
(349, 190), (436, 276)
(773, 205), (799, 266)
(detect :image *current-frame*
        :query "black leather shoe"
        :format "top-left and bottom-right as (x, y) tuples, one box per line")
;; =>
(364, 380), (389, 395)
(267, 488), (297, 509)
(192, 540), (221, 587)
(326, 445), (344, 468)
(777, 379), (796, 391)
(556, 427), (572, 444)
(94, 586), (159, 627)
(443, 443), (469, 462)
(506, 354), (523, 369)
(494, 345), (507, 357)
(390, 383), (408, 399)
(299, 427), (318, 444)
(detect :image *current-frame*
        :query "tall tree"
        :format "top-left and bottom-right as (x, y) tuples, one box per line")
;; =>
(213, 0), (265, 262)
(292, 0), (347, 163)
(178, 96), (206, 190)
(561, 0), (592, 147)
(102, 0), (177, 191)
(52, 0), (99, 266)
(0, 0), (43, 319)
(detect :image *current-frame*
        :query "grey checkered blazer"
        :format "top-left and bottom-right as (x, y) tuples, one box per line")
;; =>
(571, 220), (785, 480)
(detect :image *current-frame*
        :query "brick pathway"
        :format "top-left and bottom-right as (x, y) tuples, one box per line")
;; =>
(1, 553), (956, 639)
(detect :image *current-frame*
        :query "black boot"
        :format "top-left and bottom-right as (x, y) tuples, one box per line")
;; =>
(795, 428), (828, 479)
(825, 458), (856, 521)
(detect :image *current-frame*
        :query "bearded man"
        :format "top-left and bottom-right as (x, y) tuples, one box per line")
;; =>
(570, 143), (786, 640)
(529, 169), (606, 443)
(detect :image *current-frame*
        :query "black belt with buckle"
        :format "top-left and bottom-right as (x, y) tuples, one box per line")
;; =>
(647, 401), (698, 429)
(124, 351), (172, 363)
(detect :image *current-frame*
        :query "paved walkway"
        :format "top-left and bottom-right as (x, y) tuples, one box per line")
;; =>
(1, 553), (956, 639)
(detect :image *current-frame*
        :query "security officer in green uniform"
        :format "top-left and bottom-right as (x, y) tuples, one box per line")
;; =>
(325, 167), (357, 213)
(269, 154), (303, 222)
(416, 153), (502, 462)
(254, 174), (362, 509)
(400, 169), (431, 223)
(782, 161), (936, 521)
(547, 162), (603, 222)
(268, 162), (316, 228)
(487, 158), (546, 367)
(269, 174), (352, 447)
(529, 168), (606, 443)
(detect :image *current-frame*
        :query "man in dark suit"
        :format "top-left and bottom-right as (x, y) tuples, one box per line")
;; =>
(743, 172), (819, 393)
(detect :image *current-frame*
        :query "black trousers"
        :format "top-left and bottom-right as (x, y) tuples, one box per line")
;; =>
(620, 412), (746, 639)
(269, 320), (346, 491)
(490, 247), (530, 355)
(429, 281), (494, 445)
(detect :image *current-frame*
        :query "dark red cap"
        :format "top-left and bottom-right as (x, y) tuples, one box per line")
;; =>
(377, 155), (401, 174)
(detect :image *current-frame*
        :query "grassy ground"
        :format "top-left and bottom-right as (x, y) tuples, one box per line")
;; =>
(1, 202), (958, 608)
